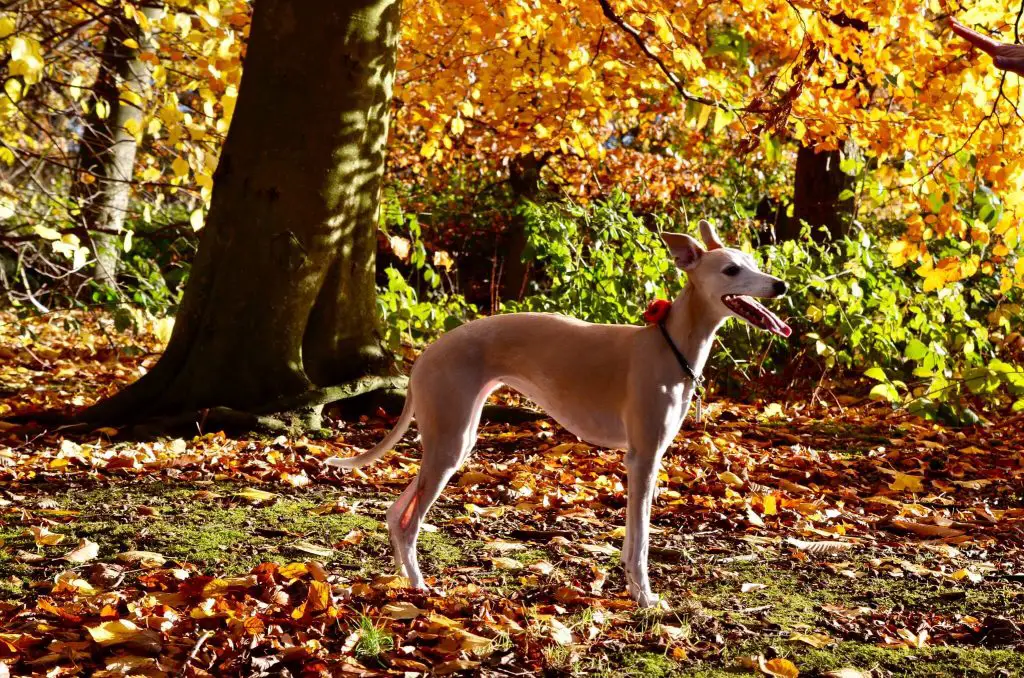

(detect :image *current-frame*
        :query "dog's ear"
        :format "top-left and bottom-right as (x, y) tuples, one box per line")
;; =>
(662, 232), (704, 271)
(698, 219), (724, 250)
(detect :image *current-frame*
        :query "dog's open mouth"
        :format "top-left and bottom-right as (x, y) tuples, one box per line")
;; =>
(722, 295), (792, 337)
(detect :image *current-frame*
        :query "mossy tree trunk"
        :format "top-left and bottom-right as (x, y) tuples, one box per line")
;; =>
(85, 0), (403, 429)
(75, 3), (163, 288)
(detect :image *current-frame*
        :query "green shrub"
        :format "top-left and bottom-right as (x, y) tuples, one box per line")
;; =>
(376, 195), (477, 353)
(503, 190), (677, 323)
(498, 194), (1024, 416)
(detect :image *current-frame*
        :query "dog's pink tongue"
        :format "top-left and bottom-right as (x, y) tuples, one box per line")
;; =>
(746, 297), (792, 338)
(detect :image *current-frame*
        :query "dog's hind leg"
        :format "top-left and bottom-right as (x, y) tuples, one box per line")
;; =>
(385, 381), (490, 588)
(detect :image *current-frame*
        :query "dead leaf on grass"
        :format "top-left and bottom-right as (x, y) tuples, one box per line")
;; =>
(759, 656), (799, 677)
(789, 631), (834, 648)
(491, 556), (524, 570)
(28, 526), (65, 546)
(115, 551), (167, 568)
(235, 487), (276, 503)
(785, 538), (853, 555)
(823, 670), (872, 678)
(62, 538), (99, 563)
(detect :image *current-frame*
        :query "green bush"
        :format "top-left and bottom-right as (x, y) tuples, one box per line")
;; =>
(503, 190), (677, 323)
(498, 194), (1024, 417)
(376, 196), (477, 353)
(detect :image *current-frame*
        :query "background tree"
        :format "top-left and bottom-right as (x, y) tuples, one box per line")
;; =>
(74, 3), (162, 288)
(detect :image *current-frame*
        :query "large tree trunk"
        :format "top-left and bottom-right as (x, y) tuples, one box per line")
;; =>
(779, 144), (853, 242)
(75, 4), (162, 289)
(85, 0), (403, 429)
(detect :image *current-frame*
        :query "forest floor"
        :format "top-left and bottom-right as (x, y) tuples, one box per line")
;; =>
(0, 310), (1022, 677)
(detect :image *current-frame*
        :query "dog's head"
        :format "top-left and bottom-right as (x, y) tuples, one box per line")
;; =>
(662, 221), (791, 337)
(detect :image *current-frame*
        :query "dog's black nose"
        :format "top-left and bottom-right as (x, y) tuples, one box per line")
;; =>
(773, 280), (788, 296)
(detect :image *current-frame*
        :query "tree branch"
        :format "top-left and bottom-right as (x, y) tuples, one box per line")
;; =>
(596, 0), (738, 111)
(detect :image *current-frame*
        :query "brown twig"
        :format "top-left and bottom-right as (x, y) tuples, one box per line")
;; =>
(178, 630), (214, 677)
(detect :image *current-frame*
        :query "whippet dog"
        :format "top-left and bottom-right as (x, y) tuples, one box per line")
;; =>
(327, 220), (791, 607)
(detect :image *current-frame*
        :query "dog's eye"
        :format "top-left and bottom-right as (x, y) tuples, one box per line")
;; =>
(722, 265), (741, 277)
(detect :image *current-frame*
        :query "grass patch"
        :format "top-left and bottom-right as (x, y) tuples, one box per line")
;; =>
(801, 643), (1024, 677)
(688, 559), (1022, 632)
(352, 614), (394, 660)
(1, 480), (472, 600)
(618, 651), (680, 678)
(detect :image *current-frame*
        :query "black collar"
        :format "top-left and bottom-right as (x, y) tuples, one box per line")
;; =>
(656, 319), (702, 385)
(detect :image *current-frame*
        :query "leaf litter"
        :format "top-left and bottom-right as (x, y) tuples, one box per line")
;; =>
(0, 311), (1023, 675)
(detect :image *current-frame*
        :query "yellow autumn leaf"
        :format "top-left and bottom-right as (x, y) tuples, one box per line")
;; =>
(789, 631), (834, 648)
(171, 156), (190, 177)
(0, 15), (15, 39)
(718, 471), (745, 489)
(383, 601), (428, 619)
(28, 526), (65, 546)
(9, 36), (44, 84)
(491, 556), (524, 570)
(235, 487), (276, 502)
(889, 473), (924, 493)
(420, 138), (438, 159)
(86, 619), (161, 652)
(432, 249), (454, 271)
(189, 208), (204, 231)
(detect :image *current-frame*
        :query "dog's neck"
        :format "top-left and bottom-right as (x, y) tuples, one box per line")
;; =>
(664, 283), (726, 379)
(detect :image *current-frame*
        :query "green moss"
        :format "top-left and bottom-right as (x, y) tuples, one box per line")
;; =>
(45, 483), (391, 575)
(618, 651), (680, 678)
(0, 480), (484, 598)
(509, 547), (549, 565)
(419, 531), (482, 572)
(688, 560), (1021, 632)
(799, 643), (1024, 677)
(0, 574), (25, 600)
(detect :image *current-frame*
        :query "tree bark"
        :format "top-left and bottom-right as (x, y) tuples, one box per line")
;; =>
(779, 144), (853, 242)
(84, 0), (402, 428)
(75, 4), (162, 288)
(497, 152), (549, 305)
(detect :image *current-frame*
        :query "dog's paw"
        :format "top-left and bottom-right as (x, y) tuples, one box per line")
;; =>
(627, 581), (668, 609)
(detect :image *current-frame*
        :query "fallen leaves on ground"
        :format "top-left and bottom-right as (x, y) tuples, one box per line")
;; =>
(1, 311), (1023, 675)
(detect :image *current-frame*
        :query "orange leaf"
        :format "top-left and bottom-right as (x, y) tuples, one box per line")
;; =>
(759, 657), (799, 677)
(306, 580), (331, 612)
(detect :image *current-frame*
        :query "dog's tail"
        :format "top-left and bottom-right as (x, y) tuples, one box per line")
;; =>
(324, 392), (414, 469)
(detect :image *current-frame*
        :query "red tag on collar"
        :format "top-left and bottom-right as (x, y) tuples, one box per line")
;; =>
(643, 299), (672, 325)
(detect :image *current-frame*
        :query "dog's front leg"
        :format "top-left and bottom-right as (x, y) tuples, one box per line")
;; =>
(622, 444), (667, 608)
